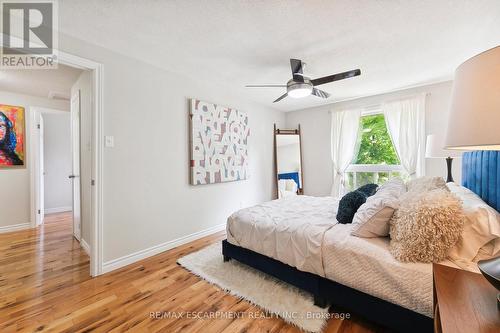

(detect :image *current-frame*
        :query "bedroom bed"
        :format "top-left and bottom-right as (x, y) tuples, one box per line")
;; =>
(222, 151), (500, 333)
(224, 195), (434, 333)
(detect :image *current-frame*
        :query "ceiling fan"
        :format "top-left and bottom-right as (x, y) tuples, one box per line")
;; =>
(246, 59), (361, 103)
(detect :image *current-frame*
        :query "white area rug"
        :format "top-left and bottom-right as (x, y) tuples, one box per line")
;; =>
(177, 243), (329, 333)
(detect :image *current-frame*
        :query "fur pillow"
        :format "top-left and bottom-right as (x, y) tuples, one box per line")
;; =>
(389, 189), (465, 263)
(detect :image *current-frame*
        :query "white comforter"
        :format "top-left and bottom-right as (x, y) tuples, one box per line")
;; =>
(226, 195), (435, 317)
(227, 196), (338, 276)
(322, 224), (433, 317)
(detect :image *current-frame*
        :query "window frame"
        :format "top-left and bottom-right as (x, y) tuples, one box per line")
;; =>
(344, 109), (403, 189)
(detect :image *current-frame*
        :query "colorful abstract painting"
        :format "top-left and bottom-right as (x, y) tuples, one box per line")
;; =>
(190, 99), (250, 185)
(0, 104), (25, 168)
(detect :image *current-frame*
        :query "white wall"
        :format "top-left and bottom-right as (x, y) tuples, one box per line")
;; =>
(43, 113), (72, 212)
(0, 91), (68, 229)
(285, 81), (459, 196)
(59, 34), (285, 263)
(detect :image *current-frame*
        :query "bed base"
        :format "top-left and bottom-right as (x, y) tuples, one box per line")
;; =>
(222, 239), (432, 333)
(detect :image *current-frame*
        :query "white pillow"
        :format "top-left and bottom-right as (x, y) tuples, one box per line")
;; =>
(407, 176), (447, 193)
(285, 179), (298, 193)
(351, 195), (398, 237)
(278, 179), (287, 190)
(278, 179), (298, 198)
(446, 183), (500, 261)
(351, 178), (405, 238)
(378, 177), (406, 196)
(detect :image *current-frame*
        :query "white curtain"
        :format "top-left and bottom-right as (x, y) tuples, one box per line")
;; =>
(383, 94), (426, 178)
(330, 109), (362, 197)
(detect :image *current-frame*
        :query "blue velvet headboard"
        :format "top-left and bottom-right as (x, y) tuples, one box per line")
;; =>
(278, 172), (301, 188)
(462, 151), (500, 211)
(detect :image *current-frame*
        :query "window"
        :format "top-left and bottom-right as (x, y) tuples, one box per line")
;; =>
(345, 112), (404, 190)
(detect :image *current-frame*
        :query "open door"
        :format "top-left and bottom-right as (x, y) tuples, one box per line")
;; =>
(70, 91), (82, 240)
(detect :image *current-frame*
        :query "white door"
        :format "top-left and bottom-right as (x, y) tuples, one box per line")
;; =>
(71, 91), (82, 240)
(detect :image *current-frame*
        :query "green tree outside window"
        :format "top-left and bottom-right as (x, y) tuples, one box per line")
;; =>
(353, 114), (399, 165)
(346, 114), (402, 189)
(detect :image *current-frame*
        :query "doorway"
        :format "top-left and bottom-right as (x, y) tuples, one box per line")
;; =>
(0, 36), (104, 276)
(27, 58), (103, 277)
(31, 107), (82, 243)
(30, 65), (95, 272)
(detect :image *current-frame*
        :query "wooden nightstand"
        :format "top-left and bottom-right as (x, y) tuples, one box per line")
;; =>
(433, 263), (500, 333)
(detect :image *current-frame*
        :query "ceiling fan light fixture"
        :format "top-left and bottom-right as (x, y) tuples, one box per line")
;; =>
(245, 58), (361, 102)
(287, 82), (312, 98)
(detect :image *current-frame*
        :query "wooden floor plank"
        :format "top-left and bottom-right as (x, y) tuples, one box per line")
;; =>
(0, 212), (387, 332)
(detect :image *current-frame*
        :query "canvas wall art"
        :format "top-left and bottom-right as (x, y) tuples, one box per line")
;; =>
(0, 104), (25, 168)
(190, 99), (250, 185)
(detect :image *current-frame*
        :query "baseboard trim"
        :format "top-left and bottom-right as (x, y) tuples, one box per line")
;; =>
(81, 239), (90, 256)
(102, 223), (226, 274)
(45, 206), (72, 214)
(0, 222), (31, 234)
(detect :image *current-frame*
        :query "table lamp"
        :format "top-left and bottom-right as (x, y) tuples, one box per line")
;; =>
(444, 45), (500, 307)
(425, 134), (461, 182)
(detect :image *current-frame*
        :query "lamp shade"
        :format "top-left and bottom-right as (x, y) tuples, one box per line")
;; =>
(426, 134), (461, 158)
(445, 46), (500, 150)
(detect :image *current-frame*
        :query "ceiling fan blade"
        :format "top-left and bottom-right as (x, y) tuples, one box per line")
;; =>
(311, 69), (361, 86)
(290, 58), (304, 82)
(312, 88), (330, 99)
(290, 59), (303, 75)
(245, 84), (287, 88)
(273, 93), (288, 103)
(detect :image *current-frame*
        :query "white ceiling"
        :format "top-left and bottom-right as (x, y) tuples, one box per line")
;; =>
(0, 64), (82, 100)
(58, 0), (500, 112)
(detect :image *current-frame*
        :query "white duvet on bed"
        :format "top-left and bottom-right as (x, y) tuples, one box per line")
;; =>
(227, 196), (338, 276)
(226, 195), (440, 318)
(322, 224), (433, 317)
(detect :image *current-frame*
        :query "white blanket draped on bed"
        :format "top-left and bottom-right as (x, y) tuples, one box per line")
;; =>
(226, 195), (437, 317)
(322, 224), (433, 317)
(227, 196), (338, 276)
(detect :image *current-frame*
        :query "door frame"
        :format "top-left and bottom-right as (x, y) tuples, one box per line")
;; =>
(24, 53), (104, 277)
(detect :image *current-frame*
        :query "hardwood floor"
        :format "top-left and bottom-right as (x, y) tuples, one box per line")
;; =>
(0, 213), (387, 333)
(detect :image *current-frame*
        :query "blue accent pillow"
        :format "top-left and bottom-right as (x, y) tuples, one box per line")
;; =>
(336, 184), (379, 224)
(356, 183), (379, 196)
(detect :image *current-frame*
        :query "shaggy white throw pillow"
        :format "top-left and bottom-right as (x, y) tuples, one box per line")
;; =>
(390, 189), (465, 263)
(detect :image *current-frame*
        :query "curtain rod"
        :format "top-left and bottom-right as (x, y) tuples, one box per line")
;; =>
(327, 92), (431, 114)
